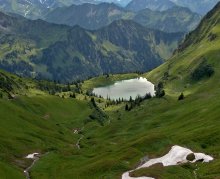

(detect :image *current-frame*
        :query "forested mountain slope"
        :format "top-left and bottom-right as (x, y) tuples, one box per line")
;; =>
(0, 12), (183, 82)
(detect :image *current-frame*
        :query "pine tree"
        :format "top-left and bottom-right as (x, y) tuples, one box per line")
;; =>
(178, 93), (184, 100)
(125, 104), (129, 111)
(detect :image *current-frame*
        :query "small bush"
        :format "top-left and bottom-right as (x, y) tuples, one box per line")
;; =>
(178, 93), (184, 101)
(159, 90), (165, 98)
(208, 33), (217, 41)
(201, 143), (207, 149)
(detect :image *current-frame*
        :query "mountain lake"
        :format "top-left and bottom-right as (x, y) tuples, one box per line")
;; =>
(92, 77), (155, 100)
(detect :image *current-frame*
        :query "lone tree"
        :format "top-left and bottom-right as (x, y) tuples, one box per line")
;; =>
(125, 104), (129, 111)
(178, 93), (184, 101)
(159, 90), (165, 98)
(155, 82), (165, 98)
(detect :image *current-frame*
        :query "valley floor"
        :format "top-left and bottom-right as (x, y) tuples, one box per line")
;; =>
(0, 72), (220, 179)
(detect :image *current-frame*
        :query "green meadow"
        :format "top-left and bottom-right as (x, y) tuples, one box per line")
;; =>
(1, 3), (220, 179)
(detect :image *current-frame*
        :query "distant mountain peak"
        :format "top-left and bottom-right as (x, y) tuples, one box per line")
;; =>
(0, 11), (182, 82)
(126, 0), (176, 12)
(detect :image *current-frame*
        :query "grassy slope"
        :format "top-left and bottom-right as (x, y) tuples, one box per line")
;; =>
(29, 26), (220, 177)
(28, 80), (220, 178)
(0, 95), (93, 179)
(31, 3), (220, 178)
(2, 4), (220, 179)
(2, 30), (220, 178)
(130, 3), (220, 178)
(0, 70), (94, 178)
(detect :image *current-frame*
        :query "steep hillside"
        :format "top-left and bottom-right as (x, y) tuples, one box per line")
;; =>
(34, 20), (183, 82)
(122, 2), (220, 177)
(0, 70), (27, 98)
(0, 69), (96, 179)
(0, 11), (69, 78)
(77, 3), (220, 178)
(1, 3), (220, 179)
(147, 1), (220, 87)
(0, 12), (183, 82)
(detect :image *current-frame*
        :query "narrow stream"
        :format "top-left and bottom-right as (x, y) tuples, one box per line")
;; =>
(76, 135), (84, 149)
(24, 152), (49, 179)
(24, 156), (39, 179)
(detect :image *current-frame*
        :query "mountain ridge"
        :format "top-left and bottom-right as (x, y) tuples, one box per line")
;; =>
(0, 11), (183, 82)
(126, 0), (176, 12)
(1, 1), (220, 179)
(45, 2), (201, 33)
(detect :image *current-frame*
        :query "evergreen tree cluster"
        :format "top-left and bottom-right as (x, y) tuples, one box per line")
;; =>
(125, 93), (152, 111)
(191, 62), (214, 81)
(37, 81), (82, 95)
(84, 97), (108, 126)
(155, 82), (165, 98)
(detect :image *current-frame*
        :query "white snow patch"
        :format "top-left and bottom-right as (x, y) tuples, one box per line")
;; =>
(194, 153), (214, 163)
(122, 145), (213, 179)
(25, 153), (39, 159)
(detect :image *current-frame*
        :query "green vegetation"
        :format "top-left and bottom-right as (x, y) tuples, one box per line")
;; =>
(0, 11), (182, 82)
(86, 97), (108, 126)
(191, 61), (214, 81)
(130, 163), (196, 178)
(155, 82), (166, 98)
(1, 2), (220, 179)
(0, 71), (94, 178)
(178, 93), (184, 100)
